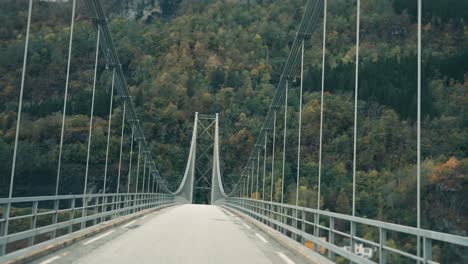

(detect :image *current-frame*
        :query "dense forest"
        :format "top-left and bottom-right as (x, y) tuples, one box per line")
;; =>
(0, 0), (467, 262)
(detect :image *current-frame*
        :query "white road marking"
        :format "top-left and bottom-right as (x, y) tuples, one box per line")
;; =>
(141, 215), (149, 219)
(121, 220), (137, 228)
(255, 233), (268, 243)
(39, 256), (61, 264)
(277, 252), (296, 264)
(223, 210), (233, 217)
(242, 223), (251, 229)
(38, 251), (68, 264)
(82, 231), (114, 245)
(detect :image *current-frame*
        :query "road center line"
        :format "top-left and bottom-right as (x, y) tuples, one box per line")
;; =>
(255, 233), (268, 243)
(39, 255), (61, 264)
(121, 220), (137, 228)
(277, 252), (296, 264)
(82, 230), (114, 245)
(242, 223), (251, 229)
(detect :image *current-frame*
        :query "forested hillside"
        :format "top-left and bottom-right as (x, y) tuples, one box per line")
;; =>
(0, 0), (467, 261)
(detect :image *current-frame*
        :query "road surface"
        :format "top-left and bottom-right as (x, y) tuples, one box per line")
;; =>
(32, 204), (310, 264)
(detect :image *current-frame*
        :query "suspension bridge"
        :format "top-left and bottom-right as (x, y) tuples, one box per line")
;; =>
(1, 0), (467, 263)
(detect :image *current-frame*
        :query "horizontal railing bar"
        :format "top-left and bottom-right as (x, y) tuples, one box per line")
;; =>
(6, 214), (33, 221)
(382, 244), (422, 262)
(0, 200), (176, 246)
(0, 193), (173, 204)
(330, 228), (351, 239)
(229, 200), (423, 263)
(352, 235), (380, 248)
(228, 198), (468, 247)
(224, 202), (374, 264)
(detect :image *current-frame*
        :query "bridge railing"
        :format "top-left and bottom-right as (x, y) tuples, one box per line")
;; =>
(0, 193), (181, 256)
(219, 198), (468, 264)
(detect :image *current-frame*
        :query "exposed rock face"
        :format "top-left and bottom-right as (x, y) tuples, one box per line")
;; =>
(121, 0), (162, 21)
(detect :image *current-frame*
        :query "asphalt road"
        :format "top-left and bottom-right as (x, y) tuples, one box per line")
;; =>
(32, 204), (310, 264)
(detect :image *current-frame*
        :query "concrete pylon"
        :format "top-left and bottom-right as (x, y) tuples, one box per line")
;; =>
(211, 114), (227, 204)
(173, 112), (198, 203)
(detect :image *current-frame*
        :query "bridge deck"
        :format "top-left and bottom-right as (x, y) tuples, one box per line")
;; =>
(32, 205), (308, 264)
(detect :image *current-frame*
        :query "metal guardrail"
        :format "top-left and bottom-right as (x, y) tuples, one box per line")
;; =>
(0, 193), (180, 256)
(218, 198), (468, 264)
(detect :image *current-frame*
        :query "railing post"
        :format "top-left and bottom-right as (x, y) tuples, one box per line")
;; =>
(126, 193), (133, 215)
(136, 194), (140, 210)
(101, 195), (108, 223)
(115, 195), (120, 214)
(282, 206), (287, 236)
(68, 198), (75, 234)
(250, 200), (254, 218)
(254, 201), (258, 220)
(379, 227), (387, 264)
(277, 205), (282, 232)
(111, 195), (116, 218)
(328, 217), (335, 260)
(350, 221), (356, 260)
(262, 201), (266, 225)
(292, 208), (298, 240)
(129, 194), (133, 212)
(81, 196), (87, 229)
(28, 201), (38, 246)
(1, 203), (11, 255)
(122, 194), (126, 212)
(269, 203), (274, 228)
(93, 197), (99, 225)
(51, 199), (59, 239)
(122, 195), (126, 215)
(423, 237), (432, 263)
(314, 213), (319, 238)
(313, 213), (318, 252)
(300, 209), (306, 244)
(257, 200), (261, 221)
(138, 194), (144, 211)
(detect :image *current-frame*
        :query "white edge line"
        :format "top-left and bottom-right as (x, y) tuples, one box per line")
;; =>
(82, 230), (114, 245)
(242, 223), (251, 229)
(39, 255), (61, 264)
(277, 252), (296, 264)
(121, 220), (137, 228)
(255, 233), (268, 243)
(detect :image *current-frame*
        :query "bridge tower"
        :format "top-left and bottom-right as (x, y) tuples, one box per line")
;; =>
(176, 113), (226, 204)
(192, 113), (216, 204)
